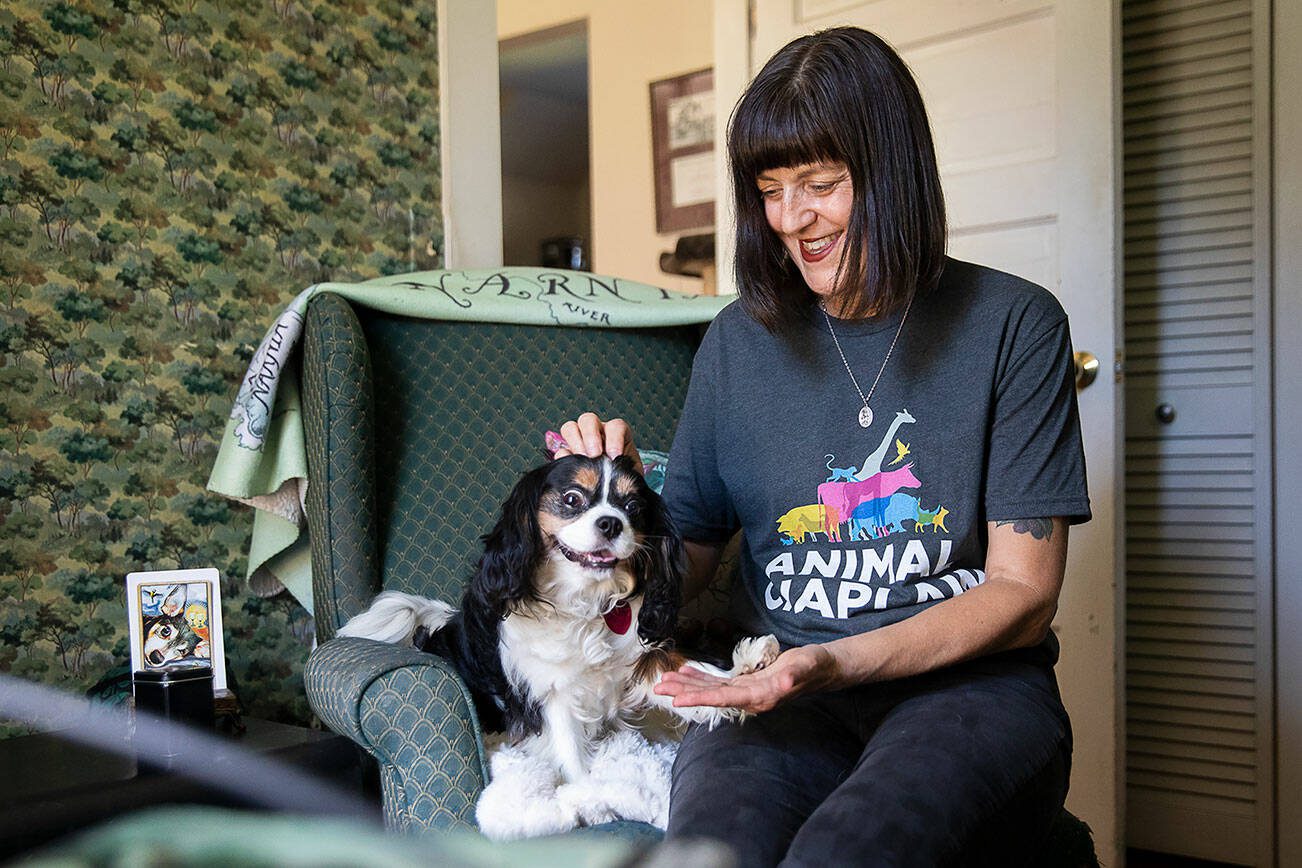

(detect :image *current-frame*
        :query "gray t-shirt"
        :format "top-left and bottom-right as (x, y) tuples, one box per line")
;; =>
(664, 257), (1091, 660)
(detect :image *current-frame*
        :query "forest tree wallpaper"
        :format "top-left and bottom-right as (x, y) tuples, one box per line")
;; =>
(0, 0), (442, 729)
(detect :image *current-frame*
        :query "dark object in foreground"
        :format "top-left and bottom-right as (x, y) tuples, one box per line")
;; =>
(0, 718), (371, 860)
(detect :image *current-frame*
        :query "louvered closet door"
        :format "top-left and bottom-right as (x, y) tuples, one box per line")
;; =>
(1123, 0), (1273, 863)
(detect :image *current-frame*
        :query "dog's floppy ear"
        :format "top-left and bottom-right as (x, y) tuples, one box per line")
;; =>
(468, 463), (551, 619)
(633, 476), (684, 646)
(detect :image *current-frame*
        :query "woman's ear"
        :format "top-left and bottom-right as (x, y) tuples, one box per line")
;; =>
(468, 463), (550, 618)
(635, 487), (685, 646)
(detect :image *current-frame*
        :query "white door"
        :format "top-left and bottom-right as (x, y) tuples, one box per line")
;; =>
(716, 1), (1121, 863)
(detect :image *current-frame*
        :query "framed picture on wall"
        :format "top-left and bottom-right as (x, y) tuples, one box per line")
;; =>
(650, 67), (715, 233)
(126, 567), (226, 691)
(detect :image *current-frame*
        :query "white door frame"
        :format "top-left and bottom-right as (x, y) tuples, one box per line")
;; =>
(713, 0), (750, 299)
(1057, 4), (1124, 859)
(1273, 1), (1301, 864)
(438, 0), (503, 268)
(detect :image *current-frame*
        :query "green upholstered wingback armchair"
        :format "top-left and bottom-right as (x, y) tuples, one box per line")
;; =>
(299, 290), (701, 834)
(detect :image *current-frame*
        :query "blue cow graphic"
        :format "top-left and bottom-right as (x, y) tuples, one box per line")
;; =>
(848, 493), (920, 540)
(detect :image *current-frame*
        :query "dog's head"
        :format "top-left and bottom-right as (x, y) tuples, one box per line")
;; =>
(470, 454), (683, 645)
(143, 617), (197, 667)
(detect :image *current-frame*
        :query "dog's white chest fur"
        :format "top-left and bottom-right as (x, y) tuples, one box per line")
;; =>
(500, 606), (641, 729)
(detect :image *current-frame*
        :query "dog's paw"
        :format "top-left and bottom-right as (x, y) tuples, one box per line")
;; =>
(729, 634), (780, 675)
(700, 703), (750, 729)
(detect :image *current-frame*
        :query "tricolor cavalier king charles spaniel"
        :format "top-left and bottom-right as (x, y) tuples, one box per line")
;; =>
(338, 454), (778, 783)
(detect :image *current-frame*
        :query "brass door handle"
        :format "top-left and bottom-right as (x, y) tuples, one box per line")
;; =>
(1074, 351), (1099, 390)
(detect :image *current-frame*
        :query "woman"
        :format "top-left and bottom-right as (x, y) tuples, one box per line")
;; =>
(557, 27), (1089, 867)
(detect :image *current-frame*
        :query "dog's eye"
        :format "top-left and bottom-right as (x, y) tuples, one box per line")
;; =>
(624, 497), (643, 517)
(561, 490), (585, 509)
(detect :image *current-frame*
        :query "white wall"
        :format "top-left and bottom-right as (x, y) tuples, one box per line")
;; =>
(498, 0), (714, 295)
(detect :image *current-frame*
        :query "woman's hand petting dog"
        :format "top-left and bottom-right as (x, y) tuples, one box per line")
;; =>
(554, 412), (644, 475)
(654, 643), (845, 714)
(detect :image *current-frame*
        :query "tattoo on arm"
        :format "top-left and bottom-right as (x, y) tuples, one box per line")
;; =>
(996, 518), (1054, 540)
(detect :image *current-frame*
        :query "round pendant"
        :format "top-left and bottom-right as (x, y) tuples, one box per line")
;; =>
(858, 405), (873, 428)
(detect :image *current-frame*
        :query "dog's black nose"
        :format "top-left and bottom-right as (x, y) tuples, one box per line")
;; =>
(596, 515), (623, 540)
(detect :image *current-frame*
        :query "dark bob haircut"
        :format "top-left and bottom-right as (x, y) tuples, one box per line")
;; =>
(728, 27), (947, 330)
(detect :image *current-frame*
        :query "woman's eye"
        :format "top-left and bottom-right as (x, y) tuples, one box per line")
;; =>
(759, 187), (781, 200)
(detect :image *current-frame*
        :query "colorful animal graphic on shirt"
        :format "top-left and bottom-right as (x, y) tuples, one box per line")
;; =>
(915, 505), (950, 533)
(853, 409), (916, 478)
(762, 408), (978, 624)
(776, 504), (831, 544)
(824, 454), (860, 482)
(817, 464), (922, 539)
(773, 408), (952, 544)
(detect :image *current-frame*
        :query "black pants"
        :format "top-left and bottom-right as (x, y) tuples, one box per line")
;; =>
(666, 655), (1072, 867)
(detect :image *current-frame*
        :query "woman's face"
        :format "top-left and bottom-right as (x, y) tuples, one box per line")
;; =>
(757, 161), (854, 306)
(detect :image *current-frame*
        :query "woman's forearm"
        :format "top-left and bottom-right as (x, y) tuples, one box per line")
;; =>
(820, 573), (1058, 686)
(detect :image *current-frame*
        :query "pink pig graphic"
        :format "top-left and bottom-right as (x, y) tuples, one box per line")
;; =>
(817, 463), (922, 538)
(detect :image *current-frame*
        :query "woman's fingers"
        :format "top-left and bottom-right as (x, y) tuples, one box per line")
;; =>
(554, 414), (642, 472)
(576, 412), (606, 457)
(604, 417), (630, 459)
(558, 418), (590, 456)
(669, 677), (767, 711)
(660, 668), (728, 690)
(604, 417), (643, 473)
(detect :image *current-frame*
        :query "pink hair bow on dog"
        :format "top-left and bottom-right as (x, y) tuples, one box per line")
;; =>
(544, 430), (568, 460)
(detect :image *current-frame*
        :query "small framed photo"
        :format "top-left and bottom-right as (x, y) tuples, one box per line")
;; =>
(126, 568), (226, 691)
(650, 67), (715, 233)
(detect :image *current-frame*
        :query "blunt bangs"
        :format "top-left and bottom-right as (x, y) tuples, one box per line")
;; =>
(728, 89), (844, 186)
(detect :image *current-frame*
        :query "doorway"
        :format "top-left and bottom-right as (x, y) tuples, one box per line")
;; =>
(498, 21), (592, 269)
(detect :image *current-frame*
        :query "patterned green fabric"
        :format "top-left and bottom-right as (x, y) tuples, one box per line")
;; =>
(303, 294), (380, 639)
(360, 661), (484, 831)
(304, 636), (486, 832)
(0, 0), (441, 731)
(360, 310), (701, 610)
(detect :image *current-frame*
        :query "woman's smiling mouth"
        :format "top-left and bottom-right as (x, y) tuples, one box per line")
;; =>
(799, 232), (841, 263)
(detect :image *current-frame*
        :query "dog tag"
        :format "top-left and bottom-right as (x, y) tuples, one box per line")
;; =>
(603, 600), (632, 635)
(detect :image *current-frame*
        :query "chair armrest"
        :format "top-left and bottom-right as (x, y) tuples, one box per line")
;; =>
(305, 637), (489, 830)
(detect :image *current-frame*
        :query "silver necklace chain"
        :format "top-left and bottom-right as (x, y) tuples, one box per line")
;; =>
(820, 296), (913, 428)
